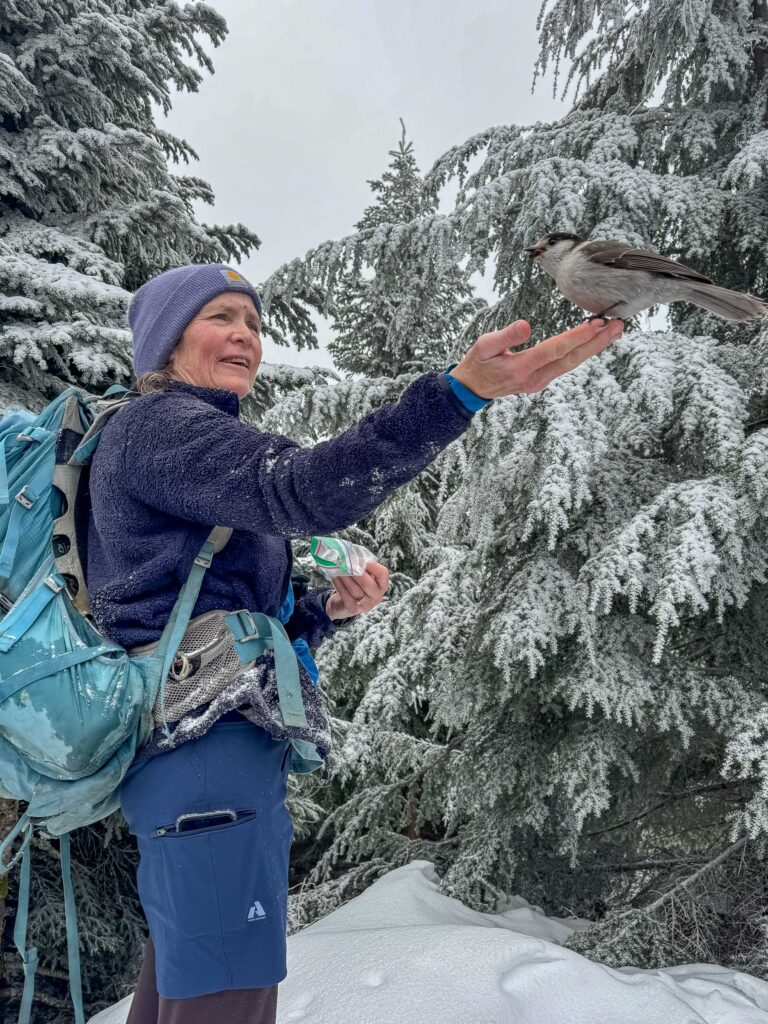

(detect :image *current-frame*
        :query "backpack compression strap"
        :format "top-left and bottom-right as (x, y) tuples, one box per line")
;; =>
(12, 824), (36, 1024)
(153, 525), (232, 739)
(224, 610), (308, 728)
(3, 817), (85, 1024)
(60, 834), (85, 1024)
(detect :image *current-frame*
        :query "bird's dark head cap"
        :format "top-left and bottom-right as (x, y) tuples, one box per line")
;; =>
(524, 232), (583, 259)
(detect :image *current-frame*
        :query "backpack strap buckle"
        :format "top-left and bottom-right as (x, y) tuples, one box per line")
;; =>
(15, 485), (36, 509)
(232, 609), (261, 642)
(44, 576), (64, 594)
(224, 609), (271, 663)
(193, 548), (213, 569)
(16, 427), (51, 444)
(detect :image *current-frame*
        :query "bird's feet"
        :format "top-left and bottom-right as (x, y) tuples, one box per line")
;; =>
(587, 302), (622, 323)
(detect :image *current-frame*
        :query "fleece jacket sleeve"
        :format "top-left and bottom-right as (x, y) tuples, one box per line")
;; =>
(284, 586), (355, 648)
(119, 370), (475, 539)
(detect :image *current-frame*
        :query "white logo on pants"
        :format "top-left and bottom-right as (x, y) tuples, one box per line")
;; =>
(248, 901), (266, 922)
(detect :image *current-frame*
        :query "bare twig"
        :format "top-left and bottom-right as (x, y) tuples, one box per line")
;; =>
(4, 960), (71, 983)
(581, 857), (708, 873)
(0, 987), (73, 1010)
(639, 837), (748, 916)
(587, 781), (748, 837)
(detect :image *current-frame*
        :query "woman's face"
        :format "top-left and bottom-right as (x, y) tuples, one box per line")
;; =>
(168, 293), (262, 398)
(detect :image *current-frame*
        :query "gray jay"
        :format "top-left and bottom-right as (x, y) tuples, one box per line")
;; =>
(524, 233), (767, 322)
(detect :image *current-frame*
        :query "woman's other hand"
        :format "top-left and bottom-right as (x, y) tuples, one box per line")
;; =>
(325, 562), (390, 620)
(449, 318), (623, 399)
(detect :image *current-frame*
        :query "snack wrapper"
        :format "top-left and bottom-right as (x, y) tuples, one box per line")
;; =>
(309, 536), (377, 578)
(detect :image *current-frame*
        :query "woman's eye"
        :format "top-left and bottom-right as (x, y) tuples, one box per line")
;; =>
(212, 313), (228, 320)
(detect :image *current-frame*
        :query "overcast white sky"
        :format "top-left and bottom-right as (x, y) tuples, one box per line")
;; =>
(161, 0), (571, 371)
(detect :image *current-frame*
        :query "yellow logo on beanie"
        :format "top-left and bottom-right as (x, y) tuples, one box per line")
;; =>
(221, 268), (244, 284)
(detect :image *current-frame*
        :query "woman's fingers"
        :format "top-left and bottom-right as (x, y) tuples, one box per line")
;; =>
(364, 562), (389, 591)
(523, 318), (616, 372)
(331, 576), (360, 602)
(524, 321), (622, 392)
(453, 319), (620, 399)
(473, 320), (532, 360)
(332, 565), (388, 604)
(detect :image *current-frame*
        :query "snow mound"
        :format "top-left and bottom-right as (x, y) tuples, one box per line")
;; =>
(89, 860), (768, 1024)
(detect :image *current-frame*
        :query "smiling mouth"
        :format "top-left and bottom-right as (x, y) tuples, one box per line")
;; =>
(219, 360), (250, 370)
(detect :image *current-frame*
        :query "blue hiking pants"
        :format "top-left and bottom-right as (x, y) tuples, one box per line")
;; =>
(119, 713), (293, 999)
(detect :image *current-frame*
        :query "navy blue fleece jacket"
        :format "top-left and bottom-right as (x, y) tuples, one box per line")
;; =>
(86, 369), (489, 676)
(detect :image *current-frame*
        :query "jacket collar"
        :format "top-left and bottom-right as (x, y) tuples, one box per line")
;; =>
(165, 379), (240, 418)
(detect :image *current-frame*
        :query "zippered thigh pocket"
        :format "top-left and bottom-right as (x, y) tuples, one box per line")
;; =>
(152, 809), (257, 838)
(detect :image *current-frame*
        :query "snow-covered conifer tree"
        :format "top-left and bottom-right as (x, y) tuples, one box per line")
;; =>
(266, 1), (768, 973)
(328, 119), (481, 379)
(0, 0), (260, 415)
(263, 121), (482, 584)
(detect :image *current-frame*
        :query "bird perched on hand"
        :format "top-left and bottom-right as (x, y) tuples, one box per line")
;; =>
(524, 233), (767, 322)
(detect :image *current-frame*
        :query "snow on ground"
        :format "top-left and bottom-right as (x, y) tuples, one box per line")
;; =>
(89, 860), (768, 1024)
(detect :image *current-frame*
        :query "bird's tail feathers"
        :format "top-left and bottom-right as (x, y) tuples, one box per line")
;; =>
(685, 282), (768, 322)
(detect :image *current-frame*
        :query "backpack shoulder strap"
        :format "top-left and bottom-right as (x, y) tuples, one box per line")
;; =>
(210, 525), (232, 553)
(51, 391), (137, 617)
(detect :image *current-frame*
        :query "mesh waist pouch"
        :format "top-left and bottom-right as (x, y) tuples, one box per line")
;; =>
(128, 609), (292, 729)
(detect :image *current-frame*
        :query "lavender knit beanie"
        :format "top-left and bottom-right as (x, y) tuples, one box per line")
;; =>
(129, 264), (263, 377)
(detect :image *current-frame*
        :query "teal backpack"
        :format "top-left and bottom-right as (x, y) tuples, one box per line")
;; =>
(0, 383), (317, 1024)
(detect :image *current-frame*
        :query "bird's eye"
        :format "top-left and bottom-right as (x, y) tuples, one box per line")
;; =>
(548, 238), (557, 246)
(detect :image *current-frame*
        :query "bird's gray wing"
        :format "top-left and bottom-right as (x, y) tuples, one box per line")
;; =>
(579, 240), (714, 284)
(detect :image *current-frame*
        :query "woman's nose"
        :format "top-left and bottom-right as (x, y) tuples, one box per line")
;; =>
(229, 320), (251, 341)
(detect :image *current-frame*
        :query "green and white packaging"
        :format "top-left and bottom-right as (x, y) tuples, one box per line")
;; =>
(309, 536), (377, 578)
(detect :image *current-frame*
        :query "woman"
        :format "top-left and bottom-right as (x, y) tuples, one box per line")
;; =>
(86, 262), (622, 1023)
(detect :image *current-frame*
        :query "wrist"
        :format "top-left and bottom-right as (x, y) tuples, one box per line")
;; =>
(324, 593), (356, 625)
(448, 364), (492, 401)
(324, 594), (341, 621)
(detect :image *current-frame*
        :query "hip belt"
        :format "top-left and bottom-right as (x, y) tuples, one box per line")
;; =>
(128, 608), (308, 732)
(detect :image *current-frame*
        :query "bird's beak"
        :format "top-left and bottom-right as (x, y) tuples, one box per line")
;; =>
(524, 247), (543, 259)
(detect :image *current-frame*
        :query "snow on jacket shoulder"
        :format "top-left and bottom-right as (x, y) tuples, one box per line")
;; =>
(86, 371), (476, 650)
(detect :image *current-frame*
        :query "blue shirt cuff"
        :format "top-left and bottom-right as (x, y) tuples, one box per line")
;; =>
(444, 363), (493, 413)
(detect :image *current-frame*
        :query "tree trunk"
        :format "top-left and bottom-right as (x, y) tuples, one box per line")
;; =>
(754, 1), (768, 104)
